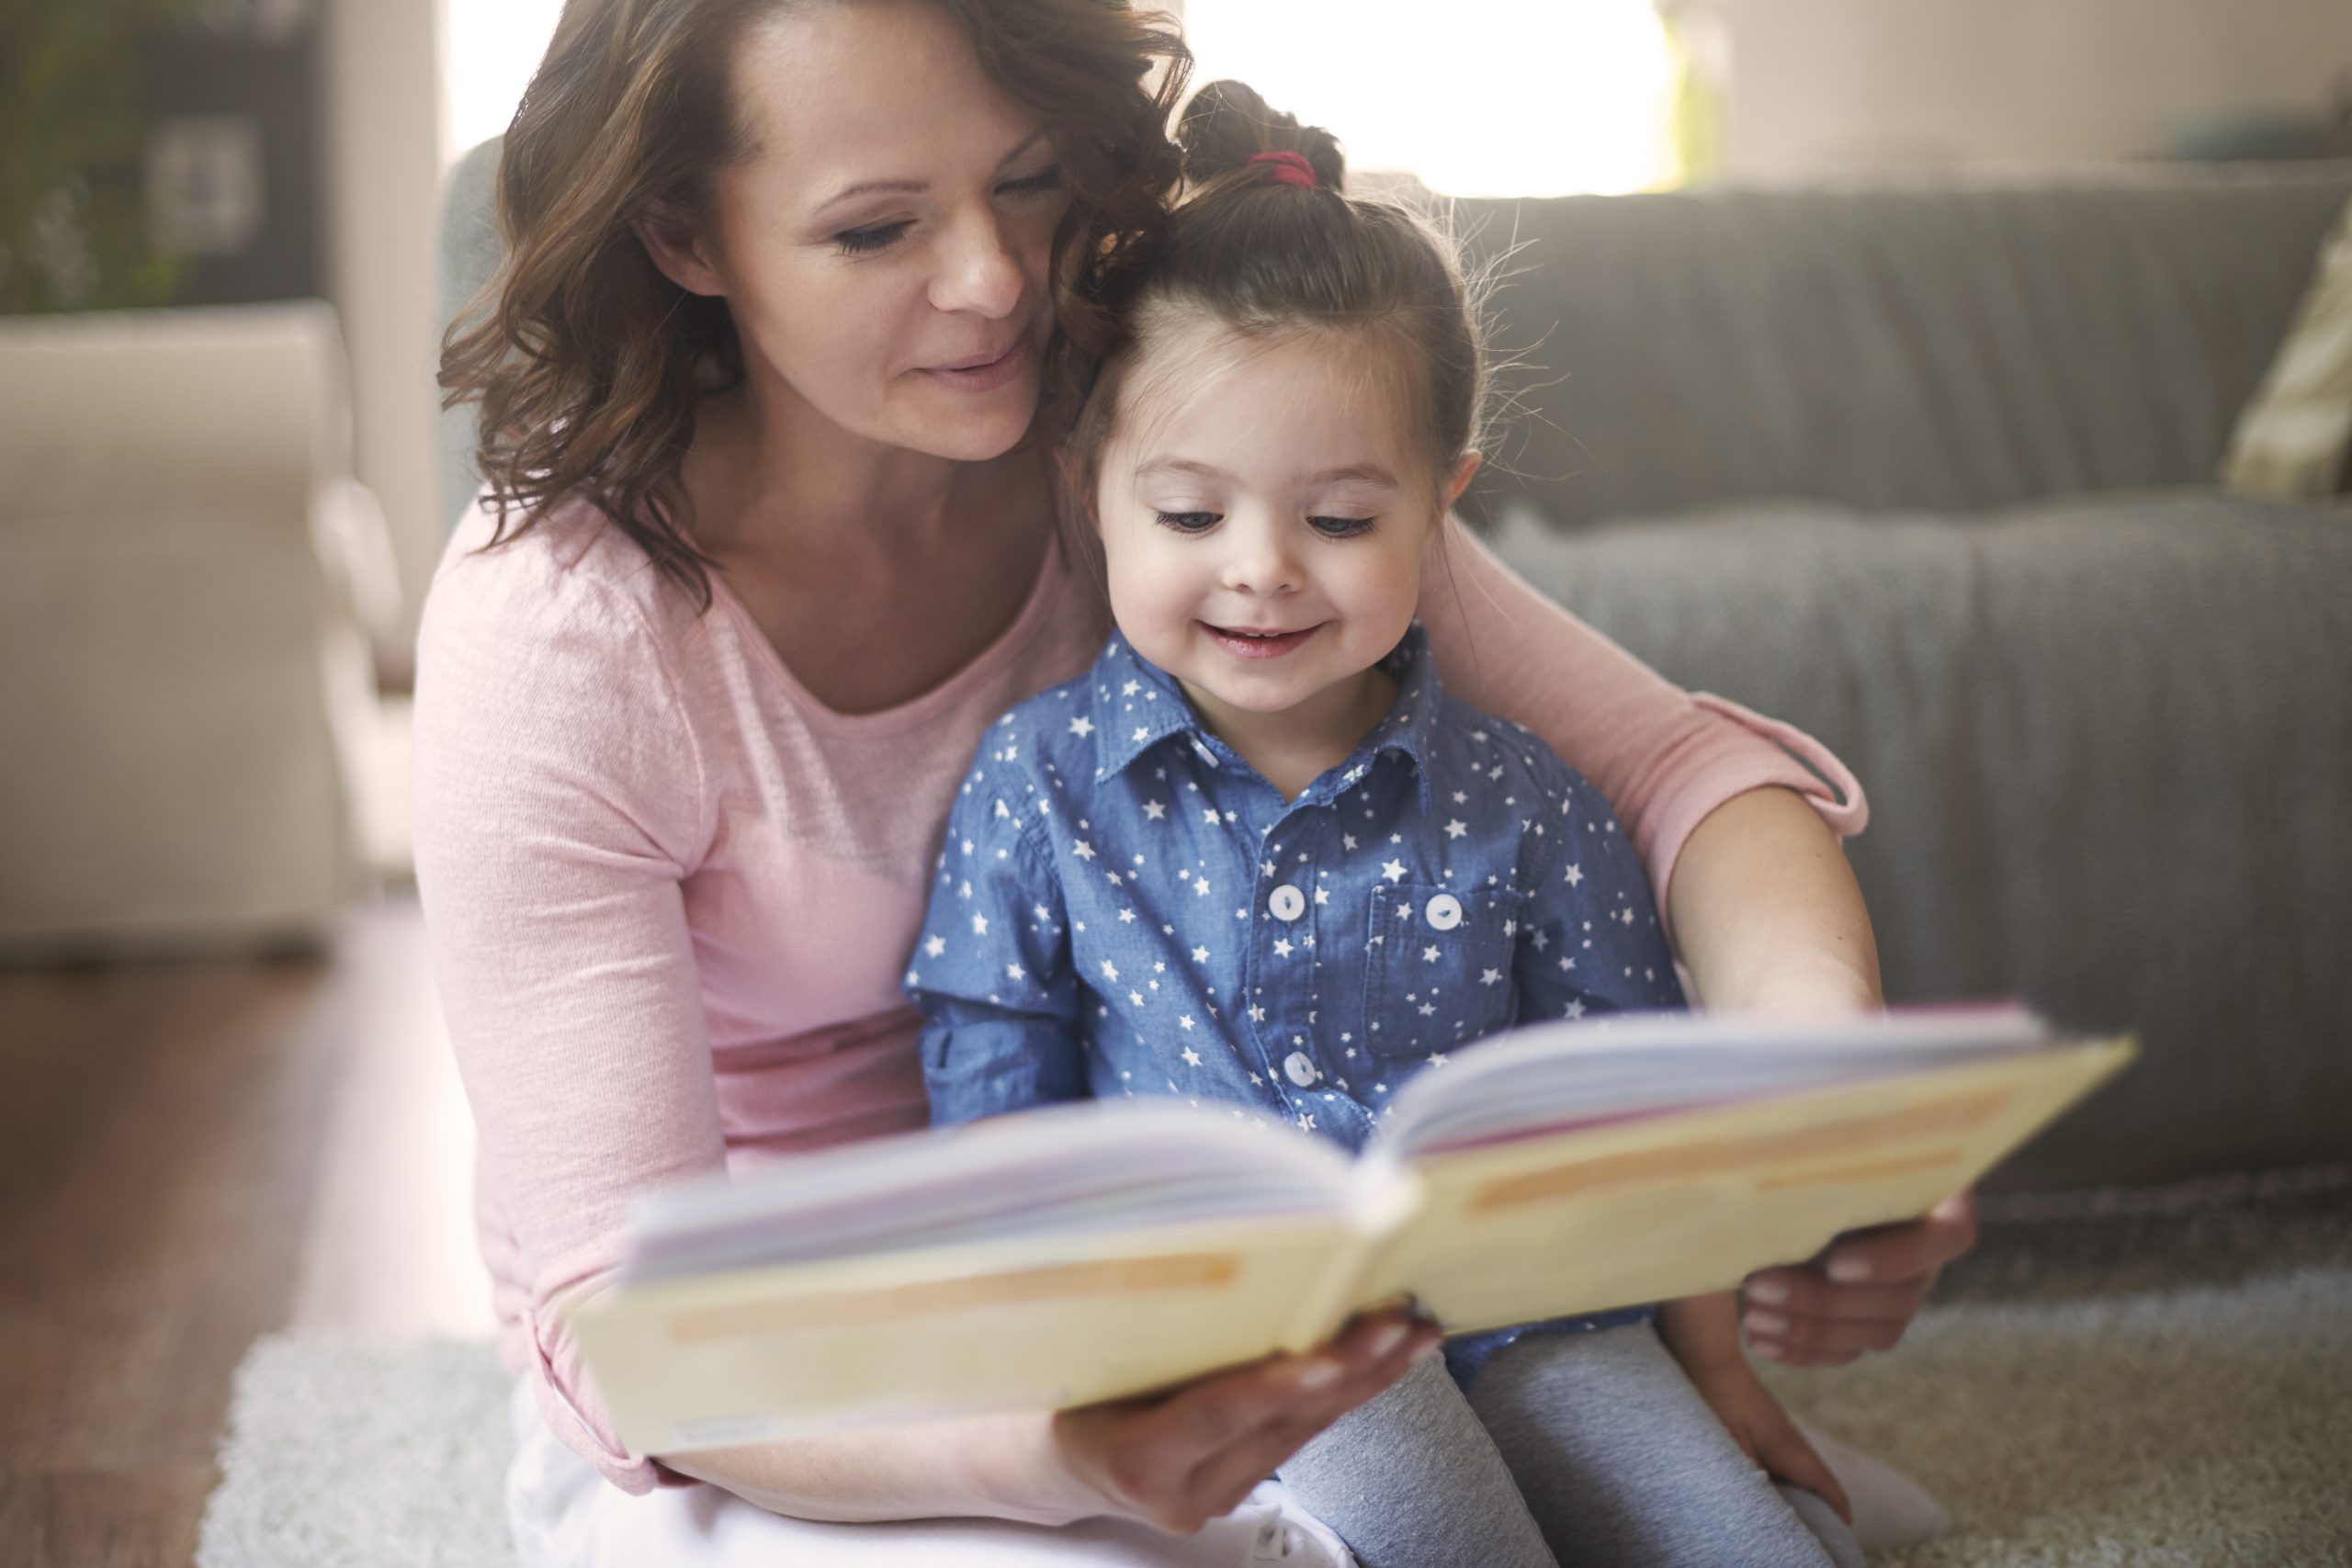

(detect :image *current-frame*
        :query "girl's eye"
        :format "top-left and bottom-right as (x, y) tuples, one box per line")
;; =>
(1154, 511), (1221, 534)
(1308, 514), (1376, 538)
(1000, 165), (1064, 198)
(834, 220), (912, 256)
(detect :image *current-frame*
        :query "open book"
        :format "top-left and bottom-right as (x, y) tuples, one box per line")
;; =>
(569, 1006), (2132, 1454)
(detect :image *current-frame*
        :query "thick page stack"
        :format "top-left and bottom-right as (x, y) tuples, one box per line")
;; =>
(569, 1006), (2132, 1454)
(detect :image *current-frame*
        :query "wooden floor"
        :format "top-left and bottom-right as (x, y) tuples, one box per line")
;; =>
(0, 893), (490, 1568)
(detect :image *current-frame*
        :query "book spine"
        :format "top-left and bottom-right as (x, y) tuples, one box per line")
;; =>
(1272, 1161), (1425, 1351)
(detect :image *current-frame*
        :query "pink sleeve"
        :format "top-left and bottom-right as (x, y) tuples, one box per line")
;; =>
(1417, 517), (1867, 931)
(411, 544), (718, 1495)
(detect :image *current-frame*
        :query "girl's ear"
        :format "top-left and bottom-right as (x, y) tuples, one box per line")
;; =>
(1443, 450), (1484, 512)
(636, 209), (728, 298)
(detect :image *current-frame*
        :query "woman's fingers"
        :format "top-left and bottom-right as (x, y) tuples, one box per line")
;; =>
(1182, 1315), (1441, 1518)
(1060, 1312), (1439, 1532)
(1752, 1311), (1915, 1361)
(1739, 1192), (1977, 1367)
(1742, 1263), (1932, 1362)
(1816, 1193), (1978, 1287)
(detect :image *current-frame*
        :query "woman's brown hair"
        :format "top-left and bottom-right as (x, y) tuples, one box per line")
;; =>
(1063, 80), (1492, 513)
(439, 0), (1191, 606)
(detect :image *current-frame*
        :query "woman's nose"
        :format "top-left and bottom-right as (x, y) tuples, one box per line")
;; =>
(930, 213), (1025, 319)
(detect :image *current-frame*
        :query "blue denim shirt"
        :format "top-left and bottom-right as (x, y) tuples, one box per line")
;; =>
(908, 626), (1686, 1373)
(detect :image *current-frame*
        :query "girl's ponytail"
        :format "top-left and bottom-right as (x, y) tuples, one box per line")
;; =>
(1175, 79), (1347, 194)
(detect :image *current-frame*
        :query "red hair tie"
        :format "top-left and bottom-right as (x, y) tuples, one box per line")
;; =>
(1249, 151), (1318, 189)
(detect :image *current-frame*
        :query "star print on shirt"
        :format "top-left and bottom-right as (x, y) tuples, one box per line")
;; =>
(909, 624), (1684, 1159)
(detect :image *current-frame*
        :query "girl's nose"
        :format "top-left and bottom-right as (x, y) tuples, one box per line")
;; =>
(930, 213), (1024, 320)
(1218, 519), (1300, 596)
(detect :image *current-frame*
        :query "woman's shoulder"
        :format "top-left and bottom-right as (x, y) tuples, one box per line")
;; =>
(423, 492), (709, 668)
(414, 495), (712, 817)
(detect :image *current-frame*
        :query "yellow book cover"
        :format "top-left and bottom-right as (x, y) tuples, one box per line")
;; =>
(569, 1007), (2132, 1455)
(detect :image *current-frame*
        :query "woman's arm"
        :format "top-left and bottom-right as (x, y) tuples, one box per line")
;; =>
(418, 535), (1441, 1521)
(1418, 519), (1973, 1362)
(1417, 517), (1867, 942)
(659, 1314), (1442, 1530)
(1668, 785), (1881, 1015)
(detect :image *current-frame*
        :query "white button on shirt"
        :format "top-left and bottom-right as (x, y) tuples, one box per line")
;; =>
(1283, 1051), (1318, 1087)
(1269, 884), (1307, 921)
(1425, 893), (1464, 931)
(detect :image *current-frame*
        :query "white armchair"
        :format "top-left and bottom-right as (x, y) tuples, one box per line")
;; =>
(0, 301), (394, 955)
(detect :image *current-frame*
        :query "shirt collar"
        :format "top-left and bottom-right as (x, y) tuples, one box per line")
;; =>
(1088, 625), (1446, 813)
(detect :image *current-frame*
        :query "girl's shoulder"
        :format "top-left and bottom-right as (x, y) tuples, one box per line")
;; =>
(1429, 690), (1613, 814)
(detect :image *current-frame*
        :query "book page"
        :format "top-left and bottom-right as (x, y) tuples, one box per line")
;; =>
(1351, 1039), (2132, 1331)
(571, 1210), (1363, 1454)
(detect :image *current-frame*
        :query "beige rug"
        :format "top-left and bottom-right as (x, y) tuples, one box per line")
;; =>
(199, 1172), (2352, 1567)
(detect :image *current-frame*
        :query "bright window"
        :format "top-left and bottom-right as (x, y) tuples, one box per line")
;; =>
(1182, 0), (1680, 197)
(443, 0), (568, 161)
(438, 1), (1683, 193)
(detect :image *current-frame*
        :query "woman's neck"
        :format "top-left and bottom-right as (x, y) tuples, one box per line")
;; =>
(682, 373), (1014, 565)
(1184, 667), (1398, 804)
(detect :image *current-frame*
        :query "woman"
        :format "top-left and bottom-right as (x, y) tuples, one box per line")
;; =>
(421, 1), (1973, 1562)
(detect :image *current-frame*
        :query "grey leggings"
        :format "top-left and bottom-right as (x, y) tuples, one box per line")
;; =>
(1275, 1325), (1864, 1568)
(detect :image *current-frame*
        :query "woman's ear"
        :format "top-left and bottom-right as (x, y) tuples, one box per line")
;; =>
(1443, 450), (1484, 511)
(635, 209), (728, 298)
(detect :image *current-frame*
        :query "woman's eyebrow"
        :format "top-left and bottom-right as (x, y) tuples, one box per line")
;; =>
(811, 130), (1054, 219)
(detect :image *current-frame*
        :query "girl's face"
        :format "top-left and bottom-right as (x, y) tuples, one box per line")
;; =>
(646, 1), (1069, 462)
(1092, 316), (1468, 736)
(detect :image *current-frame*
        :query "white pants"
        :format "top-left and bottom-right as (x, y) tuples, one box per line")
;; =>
(503, 1377), (1356, 1568)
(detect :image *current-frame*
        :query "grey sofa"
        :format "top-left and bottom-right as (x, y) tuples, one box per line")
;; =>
(439, 147), (2351, 1190)
(1446, 164), (2352, 1189)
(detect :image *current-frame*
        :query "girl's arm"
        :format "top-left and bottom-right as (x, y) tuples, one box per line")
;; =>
(910, 785), (1086, 1122)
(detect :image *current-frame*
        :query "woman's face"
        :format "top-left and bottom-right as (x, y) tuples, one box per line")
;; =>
(667, 1), (1071, 463)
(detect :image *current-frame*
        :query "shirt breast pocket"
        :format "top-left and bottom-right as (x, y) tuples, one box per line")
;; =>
(1360, 883), (1524, 1063)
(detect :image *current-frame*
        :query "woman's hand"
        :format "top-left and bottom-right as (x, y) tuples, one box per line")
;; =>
(1682, 1357), (1851, 1522)
(1741, 1192), (1978, 1367)
(1046, 1311), (1442, 1533)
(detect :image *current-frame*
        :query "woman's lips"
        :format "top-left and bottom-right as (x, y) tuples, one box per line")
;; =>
(1201, 622), (1322, 660)
(922, 334), (1031, 392)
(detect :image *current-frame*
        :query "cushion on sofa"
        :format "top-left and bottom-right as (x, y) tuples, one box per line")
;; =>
(1483, 490), (2352, 1187)
(2221, 194), (2352, 500)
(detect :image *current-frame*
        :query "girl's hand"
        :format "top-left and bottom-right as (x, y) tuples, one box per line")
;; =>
(1684, 1358), (1852, 1523)
(1741, 1191), (1978, 1367)
(1046, 1311), (1442, 1533)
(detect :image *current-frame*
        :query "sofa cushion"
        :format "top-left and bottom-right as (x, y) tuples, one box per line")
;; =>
(1447, 166), (2352, 527)
(2222, 194), (2352, 500)
(1484, 490), (2352, 1187)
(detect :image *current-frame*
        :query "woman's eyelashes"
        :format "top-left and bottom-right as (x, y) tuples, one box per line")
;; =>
(830, 165), (1063, 258)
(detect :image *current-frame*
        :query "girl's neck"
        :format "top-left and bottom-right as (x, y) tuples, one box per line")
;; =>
(1183, 666), (1399, 804)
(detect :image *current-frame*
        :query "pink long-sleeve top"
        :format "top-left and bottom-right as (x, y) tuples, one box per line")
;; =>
(412, 498), (1866, 1495)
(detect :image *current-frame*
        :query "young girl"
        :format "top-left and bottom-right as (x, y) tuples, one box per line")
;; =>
(907, 84), (1860, 1568)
